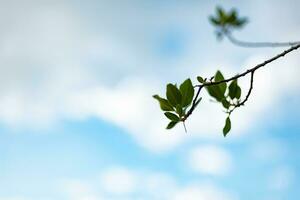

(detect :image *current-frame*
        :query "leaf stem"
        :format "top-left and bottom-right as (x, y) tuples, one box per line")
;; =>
(183, 121), (187, 133)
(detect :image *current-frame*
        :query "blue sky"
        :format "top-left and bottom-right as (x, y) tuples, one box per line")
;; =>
(0, 0), (300, 199)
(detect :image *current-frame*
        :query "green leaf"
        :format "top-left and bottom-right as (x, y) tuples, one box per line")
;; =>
(234, 17), (248, 28)
(222, 99), (230, 109)
(214, 70), (227, 95)
(216, 6), (226, 23)
(205, 70), (227, 101)
(228, 80), (237, 99)
(223, 117), (231, 137)
(228, 80), (241, 99)
(164, 112), (180, 122)
(241, 18), (248, 25)
(236, 86), (241, 99)
(227, 9), (237, 24)
(179, 79), (194, 107)
(153, 95), (174, 111)
(176, 105), (184, 117)
(206, 85), (224, 102)
(210, 6), (248, 31)
(166, 121), (178, 129)
(197, 76), (204, 83)
(209, 16), (220, 26)
(166, 84), (182, 107)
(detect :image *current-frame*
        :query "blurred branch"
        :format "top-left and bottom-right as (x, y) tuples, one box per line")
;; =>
(223, 29), (300, 48)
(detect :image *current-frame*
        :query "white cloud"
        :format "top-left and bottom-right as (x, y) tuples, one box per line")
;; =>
(249, 139), (287, 162)
(99, 167), (138, 195)
(62, 179), (100, 200)
(62, 78), (186, 152)
(0, 197), (28, 200)
(188, 145), (233, 176)
(61, 166), (237, 200)
(268, 166), (294, 191)
(0, 0), (299, 153)
(173, 183), (236, 200)
(142, 172), (177, 199)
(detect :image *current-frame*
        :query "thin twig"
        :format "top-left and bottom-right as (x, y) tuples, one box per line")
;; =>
(186, 43), (300, 121)
(184, 85), (204, 120)
(183, 122), (187, 133)
(228, 71), (255, 115)
(195, 43), (300, 88)
(237, 71), (254, 107)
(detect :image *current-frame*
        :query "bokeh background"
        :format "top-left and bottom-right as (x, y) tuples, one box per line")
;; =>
(1, 0), (300, 199)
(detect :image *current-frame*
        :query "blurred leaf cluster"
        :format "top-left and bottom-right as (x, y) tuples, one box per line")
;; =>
(209, 6), (247, 39)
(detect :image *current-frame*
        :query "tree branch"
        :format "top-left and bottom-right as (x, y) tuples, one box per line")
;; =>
(236, 71), (254, 107)
(186, 43), (300, 121)
(228, 71), (254, 115)
(196, 43), (300, 87)
(183, 85), (204, 120)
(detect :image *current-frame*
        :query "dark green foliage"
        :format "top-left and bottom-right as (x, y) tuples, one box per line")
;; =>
(164, 112), (180, 122)
(205, 71), (226, 102)
(176, 105), (184, 117)
(166, 121), (178, 129)
(223, 117), (231, 136)
(209, 16), (221, 26)
(236, 87), (241, 99)
(214, 70), (227, 94)
(153, 95), (174, 111)
(153, 79), (195, 130)
(222, 99), (230, 109)
(197, 76), (204, 83)
(166, 84), (182, 107)
(180, 79), (194, 107)
(204, 70), (244, 136)
(209, 6), (248, 29)
(154, 69), (243, 136)
(206, 85), (224, 102)
(210, 6), (248, 41)
(228, 80), (242, 99)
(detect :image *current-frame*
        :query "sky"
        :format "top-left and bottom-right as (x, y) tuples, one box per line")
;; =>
(0, 0), (300, 199)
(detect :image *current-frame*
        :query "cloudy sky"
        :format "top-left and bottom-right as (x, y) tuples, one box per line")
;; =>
(1, 0), (300, 199)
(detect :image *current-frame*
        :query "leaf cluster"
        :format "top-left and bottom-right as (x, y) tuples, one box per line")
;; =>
(153, 79), (197, 130)
(203, 71), (242, 136)
(153, 70), (243, 136)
